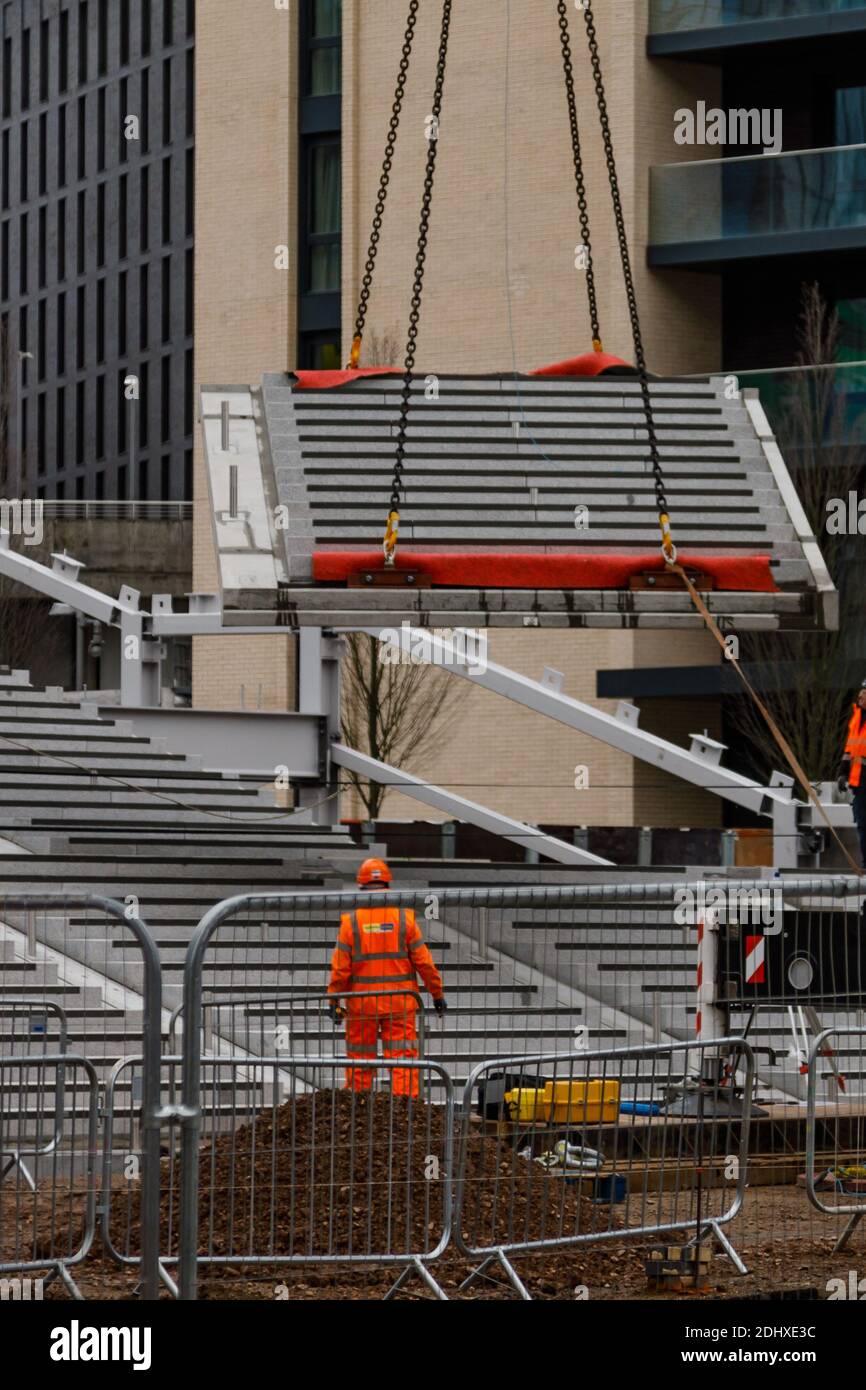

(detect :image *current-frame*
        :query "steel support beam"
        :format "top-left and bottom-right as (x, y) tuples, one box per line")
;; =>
(331, 744), (613, 867)
(355, 626), (792, 818)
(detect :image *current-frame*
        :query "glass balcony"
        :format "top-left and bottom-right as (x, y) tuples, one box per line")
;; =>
(650, 0), (866, 33)
(649, 144), (866, 263)
(648, 0), (866, 52)
(729, 360), (866, 457)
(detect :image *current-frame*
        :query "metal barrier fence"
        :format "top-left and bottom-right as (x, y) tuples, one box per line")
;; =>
(0, 895), (162, 1300)
(167, 990), (427, 1061)
(0, 1054), (98, 1299)
(806, 1026), (866, 1256)
(172, 1055), (453, 1300)
(0, 1002), (68, 1189)
(455, 1038), (755, 1298)
(172, 877), (866, 1299)
(178, 878), (865, 1090)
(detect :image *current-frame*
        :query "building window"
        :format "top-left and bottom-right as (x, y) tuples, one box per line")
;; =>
(121, 0), (131, 68)
(837, 87), (866, 146)
(20, 123), (28, 202)
(21, 28), (31, 111)
(58, 105), (67, 187)
(163, 58), (172, 143)
(39, 114), (48, 195)
(307, 0), (342, 97)
(59, 11), (69, 93)
(57, 292), (66, 374)
(57, 198), (67, 279)
(306, 141), (341, 292)
(77, 285), (86, 367)
(78, 3), (88, 86)
(304, 335), (342, 371)
(98, 0), (109, 76)
(40, 20), (50, 103)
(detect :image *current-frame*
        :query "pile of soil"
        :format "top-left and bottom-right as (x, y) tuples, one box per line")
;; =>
(12, 1092), (858, 1300)
(193, 1091), (615, 1261)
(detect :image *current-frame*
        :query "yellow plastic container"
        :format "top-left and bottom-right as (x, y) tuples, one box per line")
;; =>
(542, 1080), (620, 1124)
(504, 1088), (548, 1122)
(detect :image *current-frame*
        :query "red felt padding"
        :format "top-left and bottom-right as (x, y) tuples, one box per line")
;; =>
(530, 352), (632, 377)
(291, 351), (634, 391)
(312, 551), (778, 593)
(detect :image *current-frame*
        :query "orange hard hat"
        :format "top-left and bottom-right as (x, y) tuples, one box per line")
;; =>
(357, 857), (392, 887)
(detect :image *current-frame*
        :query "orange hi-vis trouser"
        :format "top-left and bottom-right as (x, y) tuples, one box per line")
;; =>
(345, 1005), (419, 1097)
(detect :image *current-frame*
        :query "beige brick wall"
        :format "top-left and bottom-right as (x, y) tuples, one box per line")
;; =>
(342, 0), (721, 374)
(192, 0), (297, 709)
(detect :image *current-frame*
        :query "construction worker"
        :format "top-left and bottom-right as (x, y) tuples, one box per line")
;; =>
(838, 680), (866, 869)
(327, 858), (446, 1096)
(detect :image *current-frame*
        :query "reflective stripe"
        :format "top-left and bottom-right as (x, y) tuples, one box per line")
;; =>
(351, 950), (409, 963)
(350, 972), (414, 985)
(334, 941), (352, 954)
(351, 912), (361, 957)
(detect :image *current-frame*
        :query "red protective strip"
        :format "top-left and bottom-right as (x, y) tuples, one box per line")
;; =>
(530, 351), (632, 377)
(312, 551), (778, 592)
(291, 350), (633, 391)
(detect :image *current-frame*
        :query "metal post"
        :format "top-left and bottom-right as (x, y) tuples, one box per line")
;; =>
(228, 464), (238, 519)
(221, 401), (231, 452)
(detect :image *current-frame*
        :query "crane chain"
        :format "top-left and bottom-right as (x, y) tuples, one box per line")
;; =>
(556, 0), (601, 351)
(581, 0), (673, 559)
(349, 0), (421, 369)
(385, 0), (453, 563)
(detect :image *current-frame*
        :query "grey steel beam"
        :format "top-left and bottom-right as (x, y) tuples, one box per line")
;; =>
(356, 626), (794, 818)
(0, 530), (141, 625)
(330, 744), (613, 867)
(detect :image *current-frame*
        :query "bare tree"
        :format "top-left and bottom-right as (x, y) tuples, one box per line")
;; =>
(733, 283), (866, 782)
(341, 634), (469, 820)
(364, 328), (401, 368)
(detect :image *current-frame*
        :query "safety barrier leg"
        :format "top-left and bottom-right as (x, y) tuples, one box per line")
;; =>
(383, 1256), (448, 1302)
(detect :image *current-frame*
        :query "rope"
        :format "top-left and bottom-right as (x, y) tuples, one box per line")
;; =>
(348, 0), (422, 369)
(669, 566), (862, 875)
(385, 0), (454, 566)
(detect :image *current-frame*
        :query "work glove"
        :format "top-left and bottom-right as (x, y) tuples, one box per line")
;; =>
(837, 760), (852, 794)
(329, 1000), (346, 1024)
(433, 997), (448, 1016)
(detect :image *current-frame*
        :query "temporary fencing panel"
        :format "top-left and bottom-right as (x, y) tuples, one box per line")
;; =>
(455, 1038), (755, 1298)
(175, 1056), (452, 1300)
(806, 1026), (866, 1256)
(175, 878), (866, 1299)
(0, 1054), (98, 1299)
(0, 894), (162, 1299)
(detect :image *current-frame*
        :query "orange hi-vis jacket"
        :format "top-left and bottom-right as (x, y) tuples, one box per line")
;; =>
(845, 705), (866, 788)
(328, 905), (444, 1014)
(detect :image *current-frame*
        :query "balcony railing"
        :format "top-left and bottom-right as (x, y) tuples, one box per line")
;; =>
(683, 360), (866, 463)
(36, 501), (193, 522)
(649, 0), (866, 35)
(649, 143), (866, 262)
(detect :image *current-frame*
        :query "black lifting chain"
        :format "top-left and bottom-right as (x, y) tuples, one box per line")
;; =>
(556, 0), (601, 352)
(581, 0), (673, 556)
(385, 0), (453, 563)
(349, 0), (421, 368)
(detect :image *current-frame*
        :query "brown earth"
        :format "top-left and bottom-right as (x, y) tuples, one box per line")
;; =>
(2, 1091), (861, 1301)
